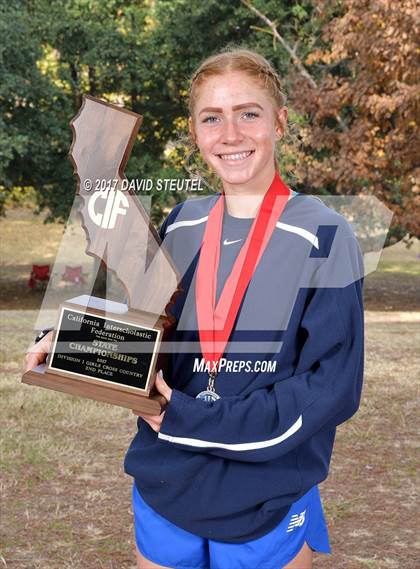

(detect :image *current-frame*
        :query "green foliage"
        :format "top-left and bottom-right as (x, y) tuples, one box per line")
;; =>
(5, 0), (410, 241)
(1, 0), (325, 224)
(0, 0), (74, 218)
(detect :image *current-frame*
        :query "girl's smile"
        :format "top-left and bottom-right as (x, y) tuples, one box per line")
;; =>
(217, 149), (255, 163)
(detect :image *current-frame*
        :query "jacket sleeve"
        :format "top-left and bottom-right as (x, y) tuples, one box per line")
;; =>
(157, 236), (365, 463)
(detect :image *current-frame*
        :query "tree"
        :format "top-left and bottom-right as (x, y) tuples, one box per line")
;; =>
(287, 0), (419, 240)
(0, 0), (72, 218)
(1, 0), (323, 224)
(1, 0), (177, 222)
(7, 0), (415, 242)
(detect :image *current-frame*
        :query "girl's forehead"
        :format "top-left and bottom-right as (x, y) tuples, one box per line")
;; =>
(194, 71), (270, 108)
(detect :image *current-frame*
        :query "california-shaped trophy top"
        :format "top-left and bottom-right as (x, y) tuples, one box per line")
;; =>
(69, 95), (142, 189)
(69, 95), (180, 317)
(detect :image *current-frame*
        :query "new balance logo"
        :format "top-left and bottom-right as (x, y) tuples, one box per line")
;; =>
(286, 510), (306, 532)
(223, 238), (243, 246)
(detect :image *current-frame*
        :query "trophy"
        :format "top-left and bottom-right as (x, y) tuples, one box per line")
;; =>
(22, 96), (179, 415)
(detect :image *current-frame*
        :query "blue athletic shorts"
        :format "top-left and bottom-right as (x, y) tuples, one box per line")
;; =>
(132, 481), (331, 569)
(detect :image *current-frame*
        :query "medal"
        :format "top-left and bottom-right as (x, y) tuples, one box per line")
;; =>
(195, 171), (291, 400)
(195, 371), (221, 402)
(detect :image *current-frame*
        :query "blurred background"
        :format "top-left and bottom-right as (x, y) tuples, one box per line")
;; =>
(1, 1), (419, 568)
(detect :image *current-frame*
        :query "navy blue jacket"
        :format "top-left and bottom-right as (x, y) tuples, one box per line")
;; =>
(124, 191), (365, 543)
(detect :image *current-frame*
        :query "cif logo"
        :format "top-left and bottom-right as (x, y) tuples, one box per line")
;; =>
(88, 189), (129, 229)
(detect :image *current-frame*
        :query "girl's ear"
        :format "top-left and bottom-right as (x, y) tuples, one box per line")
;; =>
(275, 106), (288, 139)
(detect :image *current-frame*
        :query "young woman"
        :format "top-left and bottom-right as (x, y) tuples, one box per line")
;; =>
(26, 48), (364, 569)
(125, 47), (364, 569)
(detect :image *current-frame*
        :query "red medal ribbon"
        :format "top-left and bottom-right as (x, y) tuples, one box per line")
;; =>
(195, 170), (291, 371)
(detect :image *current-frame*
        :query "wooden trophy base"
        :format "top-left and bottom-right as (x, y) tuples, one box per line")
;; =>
(22, 295), (167, 415)
(22, 363), (162, 415)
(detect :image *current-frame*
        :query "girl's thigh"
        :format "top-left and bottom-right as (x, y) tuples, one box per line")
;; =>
(135, 547), (172, 569)
(283, 541), (313, 569)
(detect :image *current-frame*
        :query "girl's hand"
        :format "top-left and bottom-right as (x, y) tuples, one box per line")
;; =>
(132, 370), (173, 433)
(24, 330), (54, 372)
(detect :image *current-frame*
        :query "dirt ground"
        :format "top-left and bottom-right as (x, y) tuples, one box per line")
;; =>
(1, 209), (419, 568)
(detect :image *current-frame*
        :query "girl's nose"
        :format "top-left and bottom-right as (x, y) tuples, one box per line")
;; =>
(221, 118), (243, 144)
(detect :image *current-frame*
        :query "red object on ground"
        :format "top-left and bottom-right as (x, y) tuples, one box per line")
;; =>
(28, 264), (50, 289)
(62, 265), (86, 285)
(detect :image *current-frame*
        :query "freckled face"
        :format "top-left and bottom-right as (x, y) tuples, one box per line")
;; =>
(190, 71), (287, 191)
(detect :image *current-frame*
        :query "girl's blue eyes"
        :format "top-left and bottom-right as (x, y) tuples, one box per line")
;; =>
(202, 111), (259, 123)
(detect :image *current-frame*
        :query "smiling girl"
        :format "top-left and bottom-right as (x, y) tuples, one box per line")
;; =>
(25, 47), (364, 569)
(125, 47), (365, 569)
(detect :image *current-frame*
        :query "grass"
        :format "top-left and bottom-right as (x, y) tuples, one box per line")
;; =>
(0, 208), (65, 266)
(0, 207), (97, 310)
(1, 310), (419, 568)
(0, 206), (419, 311)
(376, 260), (419, 275)
(0, 310), (137, 569)
(1, 206), (419, 568)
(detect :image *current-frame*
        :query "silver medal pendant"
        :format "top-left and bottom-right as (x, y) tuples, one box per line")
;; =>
(195, 389), (221, 402)
(195, 370), (221, 402)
